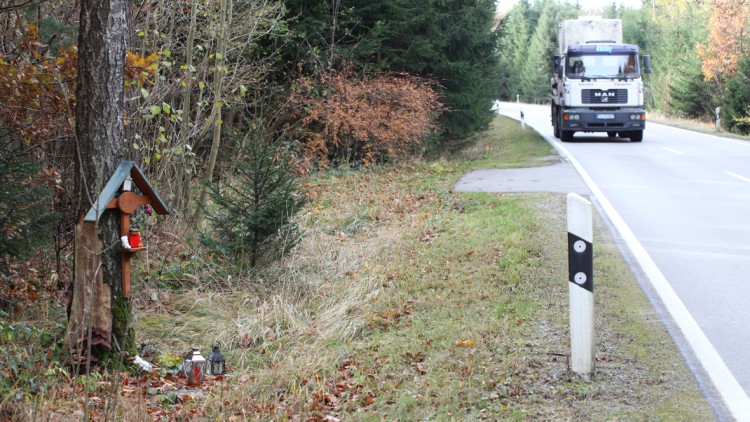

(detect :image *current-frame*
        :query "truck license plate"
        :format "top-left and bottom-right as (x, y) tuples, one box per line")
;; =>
(597, 114), (615, 119)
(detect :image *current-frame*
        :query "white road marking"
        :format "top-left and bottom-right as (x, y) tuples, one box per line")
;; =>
(726, 171), (750, 185)
(663, 147), (685, 155)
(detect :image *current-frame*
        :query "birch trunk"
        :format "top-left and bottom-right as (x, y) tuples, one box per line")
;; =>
(174, 0), (200, 215)
(192, 0), (233, 225)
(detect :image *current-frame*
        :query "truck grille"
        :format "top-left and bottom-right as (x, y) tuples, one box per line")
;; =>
(581, 89), (628, 104)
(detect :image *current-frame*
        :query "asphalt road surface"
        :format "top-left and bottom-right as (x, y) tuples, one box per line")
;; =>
(468, 102), (750, 420)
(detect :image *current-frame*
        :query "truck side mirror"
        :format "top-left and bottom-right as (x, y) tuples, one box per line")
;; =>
(554, 54), (564, 78)
(642, 55), (652, 75)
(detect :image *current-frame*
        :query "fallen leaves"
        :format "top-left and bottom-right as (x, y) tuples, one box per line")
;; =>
(456, 339), (476, 347)
(404, 351), (428, 375)
(421, 227), (440, 244)
(370, 300), (415, 329)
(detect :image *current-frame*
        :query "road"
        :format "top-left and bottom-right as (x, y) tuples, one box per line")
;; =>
(496, 102), (750, 420)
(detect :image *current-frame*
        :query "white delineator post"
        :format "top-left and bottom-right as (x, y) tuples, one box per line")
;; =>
(567, 193), (594, 377)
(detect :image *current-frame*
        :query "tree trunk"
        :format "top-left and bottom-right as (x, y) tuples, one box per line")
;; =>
(193, 0), (233, 225)
(66, 0), (132, 368)
(174, 0), (199, 215)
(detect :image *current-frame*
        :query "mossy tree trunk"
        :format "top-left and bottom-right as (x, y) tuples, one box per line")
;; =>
(66, 0), (133, 369)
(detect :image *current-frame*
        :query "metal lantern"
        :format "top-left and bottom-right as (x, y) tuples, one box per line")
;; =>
(182, 346), (206, 385)
(207, 343), (226, 376)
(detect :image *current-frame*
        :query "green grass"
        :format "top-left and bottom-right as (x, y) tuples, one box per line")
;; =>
(456, 116), (557, 170)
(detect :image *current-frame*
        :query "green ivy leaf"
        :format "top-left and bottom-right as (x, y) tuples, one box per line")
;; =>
(149, 105), (161, 116)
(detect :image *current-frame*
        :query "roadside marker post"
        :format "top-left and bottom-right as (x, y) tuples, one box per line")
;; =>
(715, 106), (721, 132)
(567, 193), (595, 377)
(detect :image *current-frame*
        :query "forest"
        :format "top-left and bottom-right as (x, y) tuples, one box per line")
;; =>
(0, 0), (748, 419)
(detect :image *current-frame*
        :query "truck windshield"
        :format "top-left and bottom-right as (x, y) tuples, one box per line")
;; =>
(566, 53), (640, 79)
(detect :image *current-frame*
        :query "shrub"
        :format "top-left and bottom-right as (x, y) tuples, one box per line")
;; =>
(292, 67), (443, 166)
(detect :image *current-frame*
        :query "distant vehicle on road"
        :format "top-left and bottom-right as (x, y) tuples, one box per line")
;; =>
(550, 17), (651, 142)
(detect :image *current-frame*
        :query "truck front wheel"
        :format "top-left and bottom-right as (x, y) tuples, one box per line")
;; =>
(629, 131), (643, 142)
(551, 104), (560, 138)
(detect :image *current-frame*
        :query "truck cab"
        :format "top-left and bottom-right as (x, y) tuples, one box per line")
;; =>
(551, 18), (651, 142)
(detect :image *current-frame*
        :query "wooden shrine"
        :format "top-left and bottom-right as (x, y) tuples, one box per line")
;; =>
(83, 161), (170, 298)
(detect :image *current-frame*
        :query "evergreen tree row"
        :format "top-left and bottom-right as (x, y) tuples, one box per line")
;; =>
(497, 0), (578, 103)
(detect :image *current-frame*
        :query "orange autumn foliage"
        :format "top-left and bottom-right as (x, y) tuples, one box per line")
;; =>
(697, 0), (750, 80)
(293, 68), (443, 166)
(125, 51), (160, 87)
(0, 24), (78, 145)
(0, 24), (160, 147)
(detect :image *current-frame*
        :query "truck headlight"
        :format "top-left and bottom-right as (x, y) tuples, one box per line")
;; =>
(564, 114), (580, 121)
(630, 114), (646, 120)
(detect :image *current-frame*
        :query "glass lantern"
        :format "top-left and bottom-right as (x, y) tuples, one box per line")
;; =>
(207, 343), (226, 376)
(122, 176), (133, 192)
(182, 346), (206, 385)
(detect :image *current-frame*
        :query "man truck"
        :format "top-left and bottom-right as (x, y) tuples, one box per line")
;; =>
(551, 17), (651, 142)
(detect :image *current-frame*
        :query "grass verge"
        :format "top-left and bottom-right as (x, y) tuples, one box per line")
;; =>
(649, 110), (750, 141)
(3, 116), (712, 420)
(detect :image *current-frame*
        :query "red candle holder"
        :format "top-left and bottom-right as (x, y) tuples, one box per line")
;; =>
(128, 230), (142, 248)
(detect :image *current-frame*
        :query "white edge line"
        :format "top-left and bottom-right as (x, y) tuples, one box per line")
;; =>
(545, 122), (750, 420)
(497, 105), (750, 419)
(726, 171), (750, 185)
(663, 147), (685, 156)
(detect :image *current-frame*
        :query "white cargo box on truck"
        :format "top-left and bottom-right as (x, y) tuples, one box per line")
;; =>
(558, 17), (623, 53)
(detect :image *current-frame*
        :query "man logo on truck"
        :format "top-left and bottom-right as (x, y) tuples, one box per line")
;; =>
(595, 91), (616, 103)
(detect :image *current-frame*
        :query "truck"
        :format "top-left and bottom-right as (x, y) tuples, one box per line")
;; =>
(550, 17), (651, 142)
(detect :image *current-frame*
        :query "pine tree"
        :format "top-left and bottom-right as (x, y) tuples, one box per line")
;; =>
(497, 0), (531, 101)
(722, 58), (750, 134)
(520, 2), (554, 102)
(428, 0), (500, 141)
(669, 55), (717, 120)
(0, 154), (57, 276)
(205, 136), (306, 267)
